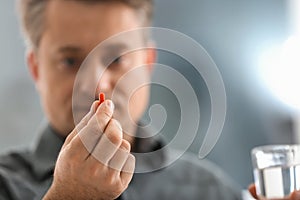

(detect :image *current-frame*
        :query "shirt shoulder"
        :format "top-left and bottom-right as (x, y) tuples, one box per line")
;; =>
(167, 151), (242, 199)
(127, 150), (242, 200)
(0, 150), (37, 200)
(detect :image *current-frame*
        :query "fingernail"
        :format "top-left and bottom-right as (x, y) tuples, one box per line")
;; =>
(106, 100), (114, 112)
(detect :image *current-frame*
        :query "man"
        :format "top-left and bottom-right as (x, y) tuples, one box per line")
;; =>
(0, 0), (244, 199)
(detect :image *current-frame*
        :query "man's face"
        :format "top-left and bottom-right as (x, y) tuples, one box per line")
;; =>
(28, 1), (154, 138)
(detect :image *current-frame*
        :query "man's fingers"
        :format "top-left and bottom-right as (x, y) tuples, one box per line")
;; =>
(77, 100), (114, 155)
(290, 190), (300, 200)
(248, 184), (258, 199)
(108, 139), (131, 171)
(77, 125), (103, 156)
(63, 100), (100, 147)
(76, 100), (100, 132)
(95, 100), (114, 133)
(89, 119), (123, 165)
(61, 100), (116, 161)
(120, 154), (135, 185)
(248, 183), (300, 200)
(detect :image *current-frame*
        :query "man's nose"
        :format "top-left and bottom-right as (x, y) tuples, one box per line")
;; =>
(77, 66), (111, 100)
(95, 71), (111, 99)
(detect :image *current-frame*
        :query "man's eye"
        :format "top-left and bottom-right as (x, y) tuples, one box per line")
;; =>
(101, 54), (130, 71)
(101, 55), (121, 67)
(112, 56), (122, 64)
(62, 58), (77, 67)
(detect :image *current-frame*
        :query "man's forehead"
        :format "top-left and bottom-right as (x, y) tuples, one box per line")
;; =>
(43, 0), (145, 53)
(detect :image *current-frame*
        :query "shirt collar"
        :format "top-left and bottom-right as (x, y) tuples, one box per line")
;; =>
(32, 124), (64, 177)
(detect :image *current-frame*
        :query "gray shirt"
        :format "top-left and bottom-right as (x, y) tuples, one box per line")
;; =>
(0, 125), (242, 200)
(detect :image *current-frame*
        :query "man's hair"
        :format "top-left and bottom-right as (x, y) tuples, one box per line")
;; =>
(17, 0), (154, 50)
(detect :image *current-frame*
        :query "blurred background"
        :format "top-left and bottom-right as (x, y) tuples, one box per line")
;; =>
(0, 0), (299, 191)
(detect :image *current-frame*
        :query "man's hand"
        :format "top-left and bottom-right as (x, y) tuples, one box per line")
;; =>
(43, 100), (135, 200)
(249, 184), (300, 200)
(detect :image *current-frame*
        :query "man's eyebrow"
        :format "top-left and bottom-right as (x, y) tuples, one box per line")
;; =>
(103, 43), (129, 53)
(57, 46), (82, 53)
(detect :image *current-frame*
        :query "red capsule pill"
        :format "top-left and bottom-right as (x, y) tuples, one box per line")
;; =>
(99, 93), (105, 104)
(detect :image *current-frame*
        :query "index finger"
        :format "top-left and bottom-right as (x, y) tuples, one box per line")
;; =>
(64, 100), (100, 147)
(77, 100), (115, 156)
(65, 93), (106, 146)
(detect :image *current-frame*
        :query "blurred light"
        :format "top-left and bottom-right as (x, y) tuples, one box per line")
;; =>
(290, 0), (300, 35)
(259, 36), (300, 110)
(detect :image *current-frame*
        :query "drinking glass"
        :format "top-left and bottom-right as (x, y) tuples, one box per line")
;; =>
(251, 145), (300, 198)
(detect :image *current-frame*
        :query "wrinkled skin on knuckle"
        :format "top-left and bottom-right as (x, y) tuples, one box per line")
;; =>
(107, 132), (122, 147)
(121, 139), (131, 151)
(105, 126), (122, 147)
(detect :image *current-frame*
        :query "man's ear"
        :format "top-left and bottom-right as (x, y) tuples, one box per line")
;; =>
(145, 43), (157, 73)
(27, 50), (39, 83)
